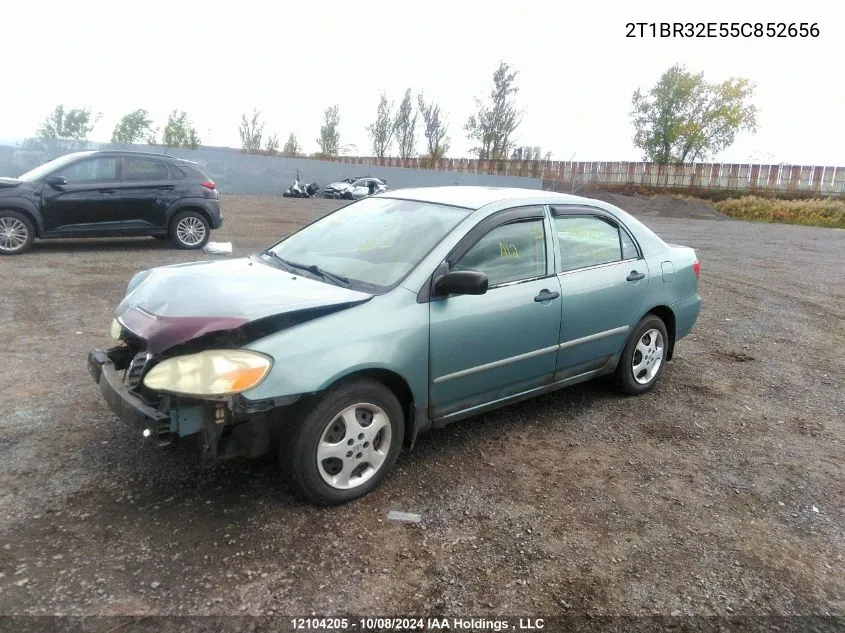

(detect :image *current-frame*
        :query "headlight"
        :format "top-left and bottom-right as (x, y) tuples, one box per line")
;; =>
(110, 318), (122, 340)
(142, 349), (273, 397)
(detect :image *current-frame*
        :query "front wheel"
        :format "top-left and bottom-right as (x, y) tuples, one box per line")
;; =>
(169, 210), (210, 250)
(0, 210), (35, 255)
(614, 314), (669, 395)
(281, 379), (405, 505)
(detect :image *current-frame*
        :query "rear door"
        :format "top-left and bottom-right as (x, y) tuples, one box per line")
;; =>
(40, 156), (121, 232)
(117, 156), (179, 230)
(550, 205), (649, 379)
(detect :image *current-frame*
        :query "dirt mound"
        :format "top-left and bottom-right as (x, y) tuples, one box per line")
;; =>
(581, 191), (731, 221)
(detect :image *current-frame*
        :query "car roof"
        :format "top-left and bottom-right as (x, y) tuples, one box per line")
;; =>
(85, 150), (199, 165)
(377, 186), (590, 210)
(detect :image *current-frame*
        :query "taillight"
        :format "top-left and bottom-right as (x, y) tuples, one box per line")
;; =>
(693, 259), (700, 278)
(200, 180), (216, 190)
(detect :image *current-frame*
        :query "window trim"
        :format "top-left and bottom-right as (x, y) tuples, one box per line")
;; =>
(417, 205), (551, 303)
(549, 204), (643, 275)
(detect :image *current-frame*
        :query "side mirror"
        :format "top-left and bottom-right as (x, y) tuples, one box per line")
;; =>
(46, 175), (68, 188)
(433, 270), (489, 297)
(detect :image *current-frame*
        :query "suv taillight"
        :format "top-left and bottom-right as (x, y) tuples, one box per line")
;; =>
(200, 180), (216, 190)
(693, 259), (700, 278)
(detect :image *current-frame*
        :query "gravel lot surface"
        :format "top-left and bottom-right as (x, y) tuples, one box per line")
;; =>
(0, 193), (843, 623)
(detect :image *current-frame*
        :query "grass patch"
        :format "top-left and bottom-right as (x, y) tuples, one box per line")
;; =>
(712, 196), (845, 229)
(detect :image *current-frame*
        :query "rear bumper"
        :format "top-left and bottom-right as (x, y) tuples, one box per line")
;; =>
(673, 293), (702, 341)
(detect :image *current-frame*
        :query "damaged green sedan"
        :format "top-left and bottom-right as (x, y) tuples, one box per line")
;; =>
(88, 186), (701, 505)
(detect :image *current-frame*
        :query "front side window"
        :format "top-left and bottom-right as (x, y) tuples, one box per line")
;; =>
(55, 157), (118, 183)
(452, 219), (547, 287)
(123, 158), (169, 182)
(554, 215), (628, 272)
(268, 197), (471, 291)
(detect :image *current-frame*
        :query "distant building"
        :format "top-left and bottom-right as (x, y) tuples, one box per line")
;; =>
(510, 146), (541, 160)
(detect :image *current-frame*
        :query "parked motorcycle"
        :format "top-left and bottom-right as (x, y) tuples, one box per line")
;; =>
(282, 178), (320, 198)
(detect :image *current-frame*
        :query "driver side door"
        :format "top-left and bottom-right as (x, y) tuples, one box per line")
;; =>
(428, 206), (562, 422)
(41, 156), (121, 233)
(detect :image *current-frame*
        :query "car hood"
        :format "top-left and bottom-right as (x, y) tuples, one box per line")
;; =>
(114, 256), (373, 353)
(326, 181), (352, 190)
(0, 177), (23, 189)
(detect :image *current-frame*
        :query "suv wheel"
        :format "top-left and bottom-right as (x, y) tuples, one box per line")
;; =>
(281, 379), (405, 505)
(169, 210), (210, 250)
(0, 211), (35, 255)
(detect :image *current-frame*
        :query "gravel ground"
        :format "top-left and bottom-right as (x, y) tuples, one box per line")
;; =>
(0, 192), (843, 622)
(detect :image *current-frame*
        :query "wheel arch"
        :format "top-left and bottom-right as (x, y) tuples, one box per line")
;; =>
(642, 304), (676, 360)
(319, 367), (419, 450)
(167, 203), (213, 229)
(0, 202), (43, 236)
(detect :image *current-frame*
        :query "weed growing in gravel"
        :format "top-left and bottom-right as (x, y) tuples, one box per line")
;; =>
(712, 196), (845, 228)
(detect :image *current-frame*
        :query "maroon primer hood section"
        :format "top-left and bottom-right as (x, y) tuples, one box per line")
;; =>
(120, 307), (249, 354)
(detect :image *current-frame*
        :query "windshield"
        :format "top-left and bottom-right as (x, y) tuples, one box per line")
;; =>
(267, 197), (471, 291)
(18, 153), (91, 182)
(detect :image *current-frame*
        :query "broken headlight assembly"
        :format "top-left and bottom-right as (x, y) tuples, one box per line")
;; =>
(142, 349), (273, 397)
(110, 318), (122, 340)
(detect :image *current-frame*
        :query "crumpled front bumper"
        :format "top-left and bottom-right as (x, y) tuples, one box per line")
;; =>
(87, 348), (172, 443)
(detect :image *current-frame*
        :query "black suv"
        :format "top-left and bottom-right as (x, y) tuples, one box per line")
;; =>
(0, 150), (222, 255)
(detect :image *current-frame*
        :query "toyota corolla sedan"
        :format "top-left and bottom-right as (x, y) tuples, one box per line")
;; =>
(88, 187), (701, 505)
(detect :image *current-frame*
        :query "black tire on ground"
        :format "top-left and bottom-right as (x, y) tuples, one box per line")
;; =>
(280, 379), (405, 506)
(169, 210), (210, 250)
(614, 314), (670, 396)
(0, 210), (35, 255)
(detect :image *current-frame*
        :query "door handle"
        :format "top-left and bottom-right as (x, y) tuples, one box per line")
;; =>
(534, 289), (560, 302)
(626, 271), (645, 282)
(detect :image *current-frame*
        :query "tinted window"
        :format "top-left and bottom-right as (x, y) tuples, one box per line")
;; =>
(123, 158), (169, 182)
(554, 215), (623, 272)
(56, 157), (118, 183)
(453, 219), (546, 286)
(621, 229), (639, 259)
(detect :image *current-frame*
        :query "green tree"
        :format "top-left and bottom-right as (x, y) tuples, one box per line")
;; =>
(394, 88), (417, 159)
(111, 109), (154, 144)
(417, 92), (450, 160)
(239, 109), (264, 152)
(161, 110), (201, 149)
(282, 132), (301, 156)
(367, 94), (395, 158)
(316, 105), (341, 157)
(465, 61), (522, 159)
(38, 105), (98, 141)
(631, 64), (758, 164)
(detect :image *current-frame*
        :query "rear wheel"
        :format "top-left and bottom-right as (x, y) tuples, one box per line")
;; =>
(615, 314), (669, 395)
(169, 210), (210, 250)
(0, 210), (35, 255)
(281, 379), (405, 505)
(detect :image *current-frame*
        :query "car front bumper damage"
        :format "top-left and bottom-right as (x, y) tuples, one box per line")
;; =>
(88, 346), (298, 461)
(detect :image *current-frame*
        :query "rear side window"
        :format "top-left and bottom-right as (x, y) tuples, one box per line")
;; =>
(123, 158), (169, 182)
(621, 230), (639, 259)
(554, 215), (625, 272)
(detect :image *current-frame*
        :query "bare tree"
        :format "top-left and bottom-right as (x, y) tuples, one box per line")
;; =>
(465, 61), (523, 159)
(394, 88), (417, 159)
(283, 132), (302, 156)
(239, 109), (264, 152)
(316, 105), (341, 157)
(367, 93), (395, 158)
(265, 133), (280, 154)
(417, 92), (450, 160)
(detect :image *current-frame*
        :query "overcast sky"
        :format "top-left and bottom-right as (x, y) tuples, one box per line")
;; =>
(1, 0), (842, 164)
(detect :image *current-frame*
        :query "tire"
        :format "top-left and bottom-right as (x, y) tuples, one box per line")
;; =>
(281, 379), (405, 506)
(169, 210), (210, 250)
(614, 314), (669, 395)
(0, 210), (35, 255)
